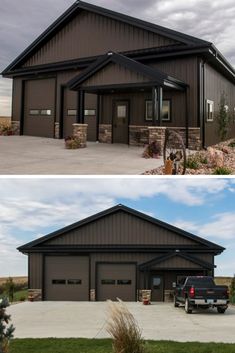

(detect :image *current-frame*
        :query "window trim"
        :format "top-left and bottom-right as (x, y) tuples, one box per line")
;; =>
(145, 99), (171, 122)
(206, 99), (214, 122)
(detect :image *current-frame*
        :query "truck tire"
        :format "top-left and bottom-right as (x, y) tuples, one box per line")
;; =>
(185, 298), (192, 314)
(217, 307), (226, 314)
(174, 296), (180, 307)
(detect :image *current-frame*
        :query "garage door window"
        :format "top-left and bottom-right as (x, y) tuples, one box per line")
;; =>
(101, 279), (115, 285)
(29, 109), (40, 115)
(68, 279), (82, 285)
(117, 280), (132, 285)
(41, 109), (52, 116)
(52, 279), (66, 284)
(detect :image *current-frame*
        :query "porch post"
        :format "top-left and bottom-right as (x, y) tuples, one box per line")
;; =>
(185, 86), (189, 148)
(96, 94), (101, 141)
(157, 86), (163, 127)
(152, 87), (158, 126)
(79, 90), (85, 124)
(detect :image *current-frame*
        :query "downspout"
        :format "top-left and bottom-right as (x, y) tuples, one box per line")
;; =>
(202, 60), (206, 149)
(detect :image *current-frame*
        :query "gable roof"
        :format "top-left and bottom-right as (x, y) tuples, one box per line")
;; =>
(139, 252), (215, 271)
(67, 51), (187, 91)
(18, 204), (224, 253)
(2, 0), (210, 75)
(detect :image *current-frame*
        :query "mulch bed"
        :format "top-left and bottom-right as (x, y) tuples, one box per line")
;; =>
(143, 139), (235, 175)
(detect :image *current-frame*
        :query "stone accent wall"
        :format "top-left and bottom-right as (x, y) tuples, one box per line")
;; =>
(138, 289), (152, 302)
(129, 126), (149, 146)
(127, 126), (201, 151)
(99, 124), (112, 143)
(11, 121), (20, 135)
(28, 289), (42, 301)
(90, 289), (96, 301)
(54, 122), (60, 139)
(164, 290), (174, 302)
(72, 123), (88, 148)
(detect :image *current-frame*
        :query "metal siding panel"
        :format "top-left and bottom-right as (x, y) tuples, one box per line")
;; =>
(44, 210), (199, 246)
(29, 253), (43, 289)
(12, 78), (22, 122)
(23, 11), (177, 67)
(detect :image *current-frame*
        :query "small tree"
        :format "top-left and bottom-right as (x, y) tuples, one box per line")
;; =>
(230, 274), (235, 304)
(216, 92), (231, 141)
(3, 278), (15, 303)
(0, 297), (15, 353)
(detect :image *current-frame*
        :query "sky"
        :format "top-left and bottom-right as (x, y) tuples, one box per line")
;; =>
(0, 177), (235, 277)
(1, 0), (235, 115)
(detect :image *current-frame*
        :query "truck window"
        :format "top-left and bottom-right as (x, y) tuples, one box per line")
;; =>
(186, 277), (215, 287)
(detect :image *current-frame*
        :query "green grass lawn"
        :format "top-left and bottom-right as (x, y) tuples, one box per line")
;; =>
(10, 339), (235, 353)
(0, 289), (27, 302)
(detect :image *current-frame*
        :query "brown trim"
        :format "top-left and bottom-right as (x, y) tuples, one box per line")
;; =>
(59, 85), (65, 139)
(20, 80), (25, 135)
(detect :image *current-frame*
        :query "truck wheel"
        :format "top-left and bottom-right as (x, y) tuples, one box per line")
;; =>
(185, 298), (192, 314)
(174, 296), (180, 307)
(217, 307), (226, 314)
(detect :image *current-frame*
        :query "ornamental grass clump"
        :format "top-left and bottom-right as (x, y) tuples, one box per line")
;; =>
(107, 299), (146, 353)
(64, 136), (82, 149)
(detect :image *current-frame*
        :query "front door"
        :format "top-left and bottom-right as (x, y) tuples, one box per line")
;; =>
(151, 275), (164, 301)
(113, 100), (129, 144)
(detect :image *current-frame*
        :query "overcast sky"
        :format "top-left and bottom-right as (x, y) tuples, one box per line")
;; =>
(0, 0), (235, 116)
(0, 177), (235, 277)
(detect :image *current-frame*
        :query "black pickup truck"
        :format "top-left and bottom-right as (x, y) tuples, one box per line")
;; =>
(174, 276), (229, 314)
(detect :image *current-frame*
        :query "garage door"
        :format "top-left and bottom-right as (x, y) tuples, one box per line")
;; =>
(23, 78), (55, 138)
(44, 256), (89, 301)
(97, 263), (136, 301)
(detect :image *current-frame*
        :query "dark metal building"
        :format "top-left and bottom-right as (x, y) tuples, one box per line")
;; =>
(18, 205), (224, 302)
(2, 1), (235, 147)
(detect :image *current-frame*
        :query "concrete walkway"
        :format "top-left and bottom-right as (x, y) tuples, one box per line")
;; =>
(8, 302), (235, 342)
(0, 136), (162, 175)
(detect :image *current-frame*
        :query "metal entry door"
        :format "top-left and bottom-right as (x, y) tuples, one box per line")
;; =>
(112, 100), (129, 144)
(151, 275), (164, 301)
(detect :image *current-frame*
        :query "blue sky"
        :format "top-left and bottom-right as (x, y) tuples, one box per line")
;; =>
(0, 177), (235, 277)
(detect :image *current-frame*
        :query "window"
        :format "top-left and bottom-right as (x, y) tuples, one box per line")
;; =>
(152, 277), (161, 289)
(52, 279), (66, 284)
(206, 100), (214, 122)
(67, 109), (77, 116)
(145, 100), (171, 121)
(67, 279), (82, 285)
(29, 109), (40, 115)
(117, 280), (132, 285)
(117, 105), (127, 118)
(41, 109), (52, 116)
(84, 109), (96, 116)
(101, 279), (115, 285)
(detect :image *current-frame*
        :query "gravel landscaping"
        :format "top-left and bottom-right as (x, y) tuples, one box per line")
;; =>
(143, 139), (235, 175)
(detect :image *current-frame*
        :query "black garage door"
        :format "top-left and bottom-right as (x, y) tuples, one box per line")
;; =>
(97, 263), (136, 301)
(23, 78), (55, 138)
(44, 256), (89, 301)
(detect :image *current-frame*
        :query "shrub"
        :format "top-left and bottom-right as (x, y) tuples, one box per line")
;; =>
(213, 167), (232, 175)
(185, 155), (199, 169)
(142, 141), (161, 158)
(0, 123), (13, 136)
(0, 297), (15, 353)
(19, 296), (26, 302)
(64, 136), (82, 149)
(107, 299), (146, 353)
(3, 278), (15, 303)
(228, 141), (235, 148)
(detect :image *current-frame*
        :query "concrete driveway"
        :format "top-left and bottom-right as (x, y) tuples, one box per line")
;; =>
(8, 302), (235, 342)
(0, 136), (162, 175)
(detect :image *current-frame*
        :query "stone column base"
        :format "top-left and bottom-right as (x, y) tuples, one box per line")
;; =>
(11, 121), (20, 135)
(72, 123), (88, 148)
(138, 289), (152, 302)
(54, 122), (60, 139)
(99, 124), (112, 143)
(90, 289), (96, 301)
(164, 290), (174, 302)
(28, 289), (42, 301)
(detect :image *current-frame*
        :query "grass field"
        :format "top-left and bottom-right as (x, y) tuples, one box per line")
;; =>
(0, 116), (11, 124)
(9, 339), (235, 353)
(215, 277), (232, 287)
(0, 276), (28, 286)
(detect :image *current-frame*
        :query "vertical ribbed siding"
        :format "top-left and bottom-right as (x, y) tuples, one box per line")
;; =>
(12, 78), (23, 122)
(29, 253), (43, 289)
(44, 210), (200, 246)
(23, 11), (177, 67)
(204, 63), (235, 146)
